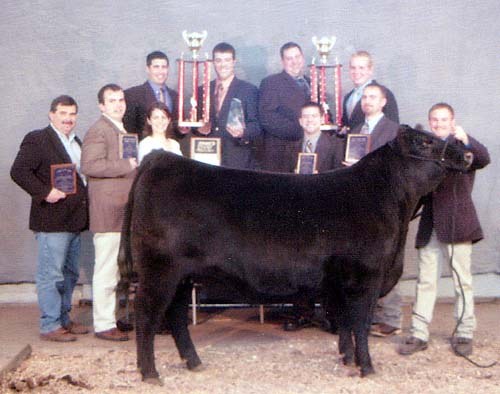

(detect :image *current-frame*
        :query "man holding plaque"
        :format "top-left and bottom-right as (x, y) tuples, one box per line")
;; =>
(81, 84), (138, 342)
(11, 95), (89, 342)
(286, 102), (343, 173)
(259, 42), (310, 172)
(123, 51), (178, 138)
(342, 50), (399, 130)
(194, 42), (261, 169)
(343, 83), (402, 337)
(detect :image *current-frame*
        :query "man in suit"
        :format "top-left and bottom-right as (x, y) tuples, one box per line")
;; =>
(259, 42), (310, 172)
(342, 50), (399, 130)
(399, 103), (490, 357)
(195, 42), (261, 169)
(344, 83), (402, 337)
(287, 102), (343, 173)
(81, 84), (138, 341)
(123, 51), (178, 138)
(11, 95), (89, 342)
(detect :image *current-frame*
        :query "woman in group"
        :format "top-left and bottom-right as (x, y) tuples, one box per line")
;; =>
(138, 102), (183, 163)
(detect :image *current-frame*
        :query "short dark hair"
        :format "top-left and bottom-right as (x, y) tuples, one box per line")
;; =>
(212, 42), (236, 59)
(146, 51), (169, 67)
(97, 83), (123, 104)
(301, 101), (324, 116)
(428, 102), (455, 118)
(364, 83), (387, 99)
(143, 102), (174, 138)
(280, 42), (302, 59)
(50, 95), (78, 113)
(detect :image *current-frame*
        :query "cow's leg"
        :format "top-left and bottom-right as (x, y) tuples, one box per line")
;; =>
(166, 279), (202, 371)
(349, 286), (379, 377)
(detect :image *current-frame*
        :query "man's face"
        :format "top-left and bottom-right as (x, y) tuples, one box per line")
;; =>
(49, 104), (77, 136)
(428, 108), (455, 139)
(147, 58), (169, 85)
(299, 106), (322, 136)
(99, 89), (126, 122)
(349, 55), (373, 87)
(281, 46), (305, 78)
(361, 86), (386, 117)
(213, 51), (235, 82)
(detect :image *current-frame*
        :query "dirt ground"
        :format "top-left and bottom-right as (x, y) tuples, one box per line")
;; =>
(1, 302), (500, 393)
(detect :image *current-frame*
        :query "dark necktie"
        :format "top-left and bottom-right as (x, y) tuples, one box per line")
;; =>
(296, 77), (310, 97)
(304, 140), (313, 153)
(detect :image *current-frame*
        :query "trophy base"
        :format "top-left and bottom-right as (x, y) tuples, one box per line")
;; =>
(320, 124), (339, 131)
(178, 121), (205, 128)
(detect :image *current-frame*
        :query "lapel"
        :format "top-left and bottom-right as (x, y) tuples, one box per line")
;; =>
(369, 116), (389, 151)
(315, 133), (330, 170)
(46, 126), (73, 163)
(143, 81), (157, 107)
(280, 71), (309, 101)
(218, 77), (238, 122)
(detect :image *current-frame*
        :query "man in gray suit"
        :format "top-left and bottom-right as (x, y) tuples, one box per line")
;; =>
(81, 84), (138, 341)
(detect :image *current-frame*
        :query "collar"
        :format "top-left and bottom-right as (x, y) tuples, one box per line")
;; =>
(102, 113), (125, 132)
(50, 123), (76, 142)
(148, 80), (166, 93)
(365, 113), (384, 133)
(216, 75), (235, 90)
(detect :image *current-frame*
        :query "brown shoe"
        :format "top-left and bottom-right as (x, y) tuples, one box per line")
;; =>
(40, 327), (77, 342)
(64, 321), (89, 335)
(370, 323), (402, 337)
(451, 337), (473, 356)
(398, 336), (428, 355)
(95, 327), (129, 342)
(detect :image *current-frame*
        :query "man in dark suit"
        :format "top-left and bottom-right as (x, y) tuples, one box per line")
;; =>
(259, 42), (310, 172)
(11, 95), (89, 342)
(194, 42), (261, 169)
(344, 83), (402, 337)
(286, 102), (343, 173)
(342, 50), (399, 130)
(399, 103), (490, 357)
(123, 51), (178, 138)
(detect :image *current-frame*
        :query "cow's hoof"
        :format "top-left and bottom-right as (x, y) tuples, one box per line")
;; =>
(143, 377), (164, 386)
(360, 365), (375, 377)
(342, 354), (354, 366)
(187, 360), (204, 372)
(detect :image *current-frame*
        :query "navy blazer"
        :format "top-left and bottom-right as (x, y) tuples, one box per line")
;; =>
(416, 135), (490, 247)
(342, 80), (399, 130)
(190, 77), (261, 169)
(123, 81), (179, 137)
(10, 126), (88, 232)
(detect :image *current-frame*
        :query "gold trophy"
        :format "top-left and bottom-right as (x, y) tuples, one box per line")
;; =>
(177, 31), (211, 127)
(310, 36), (343, 129)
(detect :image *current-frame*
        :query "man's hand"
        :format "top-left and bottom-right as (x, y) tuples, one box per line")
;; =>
(452, 125), (470, 145)
(197, 122), (211, 135)
(178, 126), (191, 135)
(45, 188), (66, 203)
(129, 158), (138, 169)
(226, 124), (244, 138)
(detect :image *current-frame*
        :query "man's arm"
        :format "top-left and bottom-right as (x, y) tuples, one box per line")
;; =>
(81, 126), (137, 178)
(383, 88), (399, 124)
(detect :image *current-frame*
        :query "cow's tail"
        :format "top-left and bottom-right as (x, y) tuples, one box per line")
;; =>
(117, 173), (137, 298)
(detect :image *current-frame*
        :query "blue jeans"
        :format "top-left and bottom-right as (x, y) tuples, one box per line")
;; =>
(35, 232), (81, 334)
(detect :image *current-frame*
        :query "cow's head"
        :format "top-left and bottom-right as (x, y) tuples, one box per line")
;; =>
(392, 125), (472, 171)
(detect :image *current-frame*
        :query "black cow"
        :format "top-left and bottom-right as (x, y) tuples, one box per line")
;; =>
(118, 126), (471, 384)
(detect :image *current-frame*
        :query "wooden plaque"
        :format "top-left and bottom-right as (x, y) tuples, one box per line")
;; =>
(50, 163), (77, 194)
(345, 134), (371, 164)
(297, 153), (317, 174)
(119, 133), (139, 159)
(190, 137), (221, 166)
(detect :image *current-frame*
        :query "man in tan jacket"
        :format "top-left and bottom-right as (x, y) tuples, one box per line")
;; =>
(81, 84), (138, 341)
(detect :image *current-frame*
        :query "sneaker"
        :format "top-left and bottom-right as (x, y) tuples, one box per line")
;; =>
(370, 323), (402, 337)
(398, 336), (428, 355)
(451, 337), (473, 356)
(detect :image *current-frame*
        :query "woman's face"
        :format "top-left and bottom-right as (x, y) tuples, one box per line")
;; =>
(147, 108), (170, 135)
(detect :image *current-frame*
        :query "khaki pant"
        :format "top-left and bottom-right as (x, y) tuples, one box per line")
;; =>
(92, 232), (121, 333)
(411, 231), (476, 341)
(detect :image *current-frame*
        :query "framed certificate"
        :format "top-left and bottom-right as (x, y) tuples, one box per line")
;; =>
(190, 137), (221, 166)
(50, 163), (77, 194)
(345, 134), (371, 164)
(119, 133), (139, 159)
(297, 153), (317, 174)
